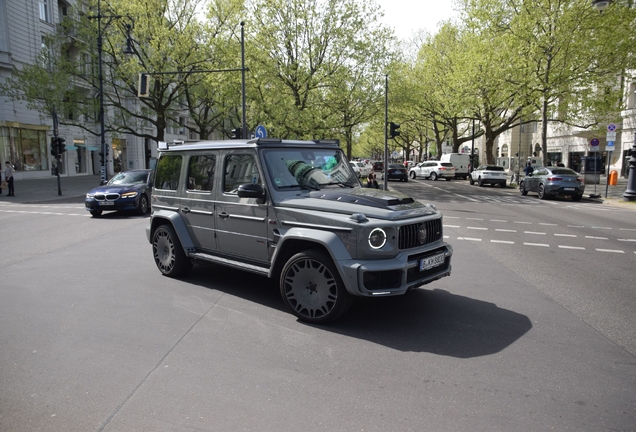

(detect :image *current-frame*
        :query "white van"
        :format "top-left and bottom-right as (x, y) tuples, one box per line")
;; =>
(440, 153), (470, 179)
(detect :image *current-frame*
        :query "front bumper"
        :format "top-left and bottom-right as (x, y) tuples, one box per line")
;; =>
(85, 197), (139, 212)
(337, 243), (453, 297)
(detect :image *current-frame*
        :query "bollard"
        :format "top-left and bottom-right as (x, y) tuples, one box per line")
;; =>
(609, 170), (618, 186)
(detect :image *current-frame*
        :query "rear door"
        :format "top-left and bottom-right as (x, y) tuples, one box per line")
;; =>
(215, 150), (269, 263)
(181, 152), (218, 252)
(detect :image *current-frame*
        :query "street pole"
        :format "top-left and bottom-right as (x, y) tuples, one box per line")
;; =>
(383, 75), (388, 191)
(240, 22), (247, 139)
(51, 110), (62, 195)
(517, 117), (522, 181)
(96, 0), (108, 185)
(470, 118), (475, 174)
(623, 131), (636, 201)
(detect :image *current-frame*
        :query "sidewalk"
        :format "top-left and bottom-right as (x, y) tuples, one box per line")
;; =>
(0, 174), (102, 204)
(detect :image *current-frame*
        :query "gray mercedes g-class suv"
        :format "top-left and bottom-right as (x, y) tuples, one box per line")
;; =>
(147, 138), (452, 323)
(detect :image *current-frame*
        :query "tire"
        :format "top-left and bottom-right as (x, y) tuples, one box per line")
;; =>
(500, 181), (506, 188)
(572, 194), (582, 202)
(152, 224), (192, 277)
(430, 172), (438, 181)
(137, 194), (149, 215)
(90, 210), (103, 217)
(520, 182), (528, 196)
(469, 176), (475, 185)
(404, 178), (408, 182)
(445, 177), (451, 181)
(410, 171), (416, 179)
(280, 249), (353, 324)
(478, 177), (484, 187)
(538, 184), (548, 200)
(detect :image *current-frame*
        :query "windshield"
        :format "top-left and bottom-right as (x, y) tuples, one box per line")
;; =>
(263, 148), (358, 190)
(108, 171), (149, 186)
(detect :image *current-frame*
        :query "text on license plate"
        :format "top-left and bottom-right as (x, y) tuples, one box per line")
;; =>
(420, 253), (446, 271)
(564, 188), (575, 191)
(98, 201), (115, 206)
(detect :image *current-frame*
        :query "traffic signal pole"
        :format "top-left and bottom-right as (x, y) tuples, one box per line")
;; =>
(51, 110), (62, 195)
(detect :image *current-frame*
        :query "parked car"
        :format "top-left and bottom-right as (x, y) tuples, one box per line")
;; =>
(349, 161), (372, 178)
(469, 165), (507, 187)
(520, 167), (584, 201)
(372, 160), (384, 173)
(148, 138), (452, 323)
(409, 161), (455, 181)
(85, 169), (154, 217)
(440, 153), (470, 179)
(381, 163), (409, 182)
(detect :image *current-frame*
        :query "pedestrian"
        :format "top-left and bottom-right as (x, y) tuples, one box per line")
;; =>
(556, 160), (565, 167)
(366, 173), (379, 189)
(524, 161), (534, 177)
(4, 161), (14, 196)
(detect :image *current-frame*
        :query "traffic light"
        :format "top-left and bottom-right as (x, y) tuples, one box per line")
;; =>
(231, 128), (242, 139)
(57, 137), (66, 154)
(138, 73), (149, 97)
(389, 122), (401, 139)
(50, 137), (58, 156)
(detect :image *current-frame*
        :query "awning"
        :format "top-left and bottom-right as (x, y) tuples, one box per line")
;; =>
(65, 144), (78, 150)
(86, 146), (99, 151)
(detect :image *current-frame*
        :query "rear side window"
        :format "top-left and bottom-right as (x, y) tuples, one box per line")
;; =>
(441, 163), (453, 167)
(187, 155), (216, 191)
(154, 154), (182, 190)
(486, 166), (504, 171)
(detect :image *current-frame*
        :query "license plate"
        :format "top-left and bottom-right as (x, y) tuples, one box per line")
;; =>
(420, 253), (445, 271)
(564, 188), (575, 191)
(98, 201), (115, 206)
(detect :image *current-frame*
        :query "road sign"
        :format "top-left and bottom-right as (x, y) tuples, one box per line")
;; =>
(590, 138), (600, 152)
(607, 123), (616, 132)
(606, 131), (616, 140)
(255, 125), (267, 138)
(606, 141), (615, 150)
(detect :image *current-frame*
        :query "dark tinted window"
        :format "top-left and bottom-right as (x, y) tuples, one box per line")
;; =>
(154, 155), (182, 190)
(187, 155), (216, 191)
(550, 168), (578, 175)
(485, 166), (504, 171)
(441, 163), (454, 167)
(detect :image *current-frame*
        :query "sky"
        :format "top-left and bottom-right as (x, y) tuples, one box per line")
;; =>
(374, 0), (460, 41)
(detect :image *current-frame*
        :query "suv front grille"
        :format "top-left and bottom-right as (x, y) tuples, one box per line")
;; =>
(398, 219), (442, 250)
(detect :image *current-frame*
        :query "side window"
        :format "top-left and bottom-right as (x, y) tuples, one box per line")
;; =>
(154, 154), (182, 191)
(187, 155), (216, 192)
(224, 154), (260, 193)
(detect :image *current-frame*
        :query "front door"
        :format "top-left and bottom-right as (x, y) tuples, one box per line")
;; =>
(181, 153), (218, 252)
(215, 151), (269, 263)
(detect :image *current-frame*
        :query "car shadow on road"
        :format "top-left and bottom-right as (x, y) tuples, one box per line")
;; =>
(185, 263), (532, 359)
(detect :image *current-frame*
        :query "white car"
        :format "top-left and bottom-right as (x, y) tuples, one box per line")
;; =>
(349, 161), (372, 178)
(409, 161), (455, 181)
(469, 165), (507, 187)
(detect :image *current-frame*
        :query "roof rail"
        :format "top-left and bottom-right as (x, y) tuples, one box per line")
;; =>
(247, 138), (283, 145)
(312, 139), (340, 146)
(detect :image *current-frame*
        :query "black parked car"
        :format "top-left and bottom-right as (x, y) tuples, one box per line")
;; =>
(381, 163), (409, 182)
(85, 169), (154, 217)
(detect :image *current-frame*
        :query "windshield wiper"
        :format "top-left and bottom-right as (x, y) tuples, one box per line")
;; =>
(277, 183), (319, 191)
(318, 181), (355, 188)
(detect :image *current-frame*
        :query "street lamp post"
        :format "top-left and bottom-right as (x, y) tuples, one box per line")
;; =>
(89, 0), (133, 184)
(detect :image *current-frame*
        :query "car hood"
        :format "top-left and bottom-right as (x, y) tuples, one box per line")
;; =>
(276, 187), (437, 220)
(87, 184), (144, 194)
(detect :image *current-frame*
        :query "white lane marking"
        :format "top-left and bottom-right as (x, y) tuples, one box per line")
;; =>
(453, 193), (479, 202)
(555, 233), (577, 237)
(444, 225), (460, 228)
(445, 216), (460, 219)
(585, 236), (608, 240)
(618, 239), (636, 242)
(525, 231), (546, 235)
(558, 245), (586, 250)
(596, 249), (625, 253)
(490, 219), (507, 222)
(495, 229), (517, 233)
(591, 227), (612, 230)
(466, 218), (483, 221)
(491, 240), (514, 244)
(514, 221), (532, 224)
(524, 242), (550, 247)
(443, 235), (449, 239)
(540, 223), (558, 226)
(467, 227), (488, 230)
(620, 228), (636, 231)
(568, 225), (584, 228)
(457, 237), (481, 241)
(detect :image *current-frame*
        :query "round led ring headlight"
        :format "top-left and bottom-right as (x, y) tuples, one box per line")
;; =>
(368, 228), (387, 249)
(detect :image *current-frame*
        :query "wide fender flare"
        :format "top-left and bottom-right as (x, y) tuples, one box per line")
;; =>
(148, 209), (195, 253)
(271, 227), (353, 271)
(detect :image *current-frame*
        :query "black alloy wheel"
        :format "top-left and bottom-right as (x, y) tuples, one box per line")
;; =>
(152, 224), (192, 277)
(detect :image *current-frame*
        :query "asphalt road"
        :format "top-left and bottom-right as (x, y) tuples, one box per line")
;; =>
(0, 193), (635, 432)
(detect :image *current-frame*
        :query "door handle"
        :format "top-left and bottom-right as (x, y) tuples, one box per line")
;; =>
(181, 207), (191, 214)
(219, 212), (229, 219)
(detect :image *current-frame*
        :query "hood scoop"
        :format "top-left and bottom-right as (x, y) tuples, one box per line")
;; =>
(307, 188), (416, 209)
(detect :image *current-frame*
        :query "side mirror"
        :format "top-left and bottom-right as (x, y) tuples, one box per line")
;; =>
(237, 183), (265, 199)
